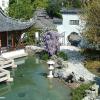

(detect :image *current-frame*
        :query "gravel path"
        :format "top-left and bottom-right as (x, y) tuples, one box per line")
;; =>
(60, 46), (95, 82)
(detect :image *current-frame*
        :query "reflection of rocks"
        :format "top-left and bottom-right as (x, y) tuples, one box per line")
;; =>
(68, 32), (81, 46)
(40, 72), (47, 77)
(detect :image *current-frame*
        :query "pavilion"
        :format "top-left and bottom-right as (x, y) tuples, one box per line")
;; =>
(0, 8), (35, 50)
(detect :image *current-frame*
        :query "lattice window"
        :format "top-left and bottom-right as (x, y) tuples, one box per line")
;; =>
(70, 20), (79, 25)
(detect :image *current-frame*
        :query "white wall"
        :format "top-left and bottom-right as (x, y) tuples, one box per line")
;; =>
(0, 0), (9, 11)
(57, 14), (84, 45)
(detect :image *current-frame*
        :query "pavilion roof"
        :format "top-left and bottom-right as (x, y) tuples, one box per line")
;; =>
(0, 8), (35, 32)
(60, 8), (81, 14)
(33, 9), (56, 31)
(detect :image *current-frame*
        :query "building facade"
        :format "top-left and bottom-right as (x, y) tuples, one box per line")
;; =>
(0, 0), (9, 11)
(0, 8), (35, 50)
(56, 9), (84, 45)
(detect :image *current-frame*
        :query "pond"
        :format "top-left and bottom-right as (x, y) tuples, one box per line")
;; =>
(0, 56), (71, 100)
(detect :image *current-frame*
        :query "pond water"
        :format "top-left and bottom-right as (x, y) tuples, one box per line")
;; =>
(0, 56), (71, 100)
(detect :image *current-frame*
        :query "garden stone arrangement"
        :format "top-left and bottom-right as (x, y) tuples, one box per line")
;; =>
(82, 83), (99, 100)
(54, 46), (95, 83)
(30, 30), (99, 99)
(41, 30), (96, 84)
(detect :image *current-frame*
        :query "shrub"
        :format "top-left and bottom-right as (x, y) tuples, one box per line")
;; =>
(72, 83), (92, 100)
(46, 0), (61, 18)
(54, 12), (62, 19)
(57, 51), (68, 60)
(36, 50), (49, 61)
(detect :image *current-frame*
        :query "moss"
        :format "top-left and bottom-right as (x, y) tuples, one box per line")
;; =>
(72, 83), (92, 100)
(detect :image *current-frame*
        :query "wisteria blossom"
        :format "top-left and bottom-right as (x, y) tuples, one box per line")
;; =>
(43, 31), (60, 56)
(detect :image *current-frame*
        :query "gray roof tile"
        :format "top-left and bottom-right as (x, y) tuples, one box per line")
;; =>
(0, 8), (35, 32)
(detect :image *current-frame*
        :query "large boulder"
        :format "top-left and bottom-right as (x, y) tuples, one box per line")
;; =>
(68, 32), (81, 46)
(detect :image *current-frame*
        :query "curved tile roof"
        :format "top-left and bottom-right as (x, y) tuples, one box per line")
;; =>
(60, 8), (81, 14)
(34, 9), (56, 30)
(0, 8), (35, 32)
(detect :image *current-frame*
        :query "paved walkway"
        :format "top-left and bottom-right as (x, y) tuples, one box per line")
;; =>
(60, 46), (95, 82)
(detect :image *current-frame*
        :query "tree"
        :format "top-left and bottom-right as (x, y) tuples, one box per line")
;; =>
(73, 0), (81, 8)
(8, 0), (34, 20)
(46, 0), (62, 18)
(81, 0), (100, 48)
(33, 0), (48, 9)
(43, 31), (60, 56)
(63, 0), (81, 8)
(8, 0), (49, 20)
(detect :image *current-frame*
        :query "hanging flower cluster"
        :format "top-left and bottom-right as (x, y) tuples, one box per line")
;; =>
(43, 31), (60, 56)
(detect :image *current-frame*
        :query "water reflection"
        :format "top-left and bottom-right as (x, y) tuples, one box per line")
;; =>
(35, 58), (39, 64)
(0, 56), (71, 100)
(39, 72), (47, 77)
(14, 57), (27, 65)
(48, 79), (53, 89)
(0, 82), (12, 96)
(15, 56), (40, 65)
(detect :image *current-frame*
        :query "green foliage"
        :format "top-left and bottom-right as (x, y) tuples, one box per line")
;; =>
(72, 83), (92, 100)
(8, 0), (82, 20)
(72, 0), (81, 8)
(81, 0), (100, 46)
(63, 0), (81, 8)
(8, 0), (34, 20)
(46, 0), (62, 18)
(54, 12), (62, 19)
(9, 0), (16, 4)
(46, 0), (81, 18)
(8, 0), (48, 19)
(33, 0), (48, 9)
(22, 26), (40, 45)
(36, 50), (49, 61)
(57, 51), (68, 60)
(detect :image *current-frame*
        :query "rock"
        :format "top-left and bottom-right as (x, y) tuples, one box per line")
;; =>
(62, 61), (68, 68)
(68, 32), (81, 46)
(51, 55), (65, 68)
(51, 55), (58, 61)
(54, 69), (66, 78)
(54, 70), (59, 78)
(79, 77), (85, 82)
(56, 58), (63, 68)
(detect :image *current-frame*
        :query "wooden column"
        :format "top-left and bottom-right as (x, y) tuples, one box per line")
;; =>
(11, 33), (14, 48)
(5, 32), (7, 47)
(0, 32), (1, 46)
(6, 32), (8, 47)
(0, 33), (1, 54)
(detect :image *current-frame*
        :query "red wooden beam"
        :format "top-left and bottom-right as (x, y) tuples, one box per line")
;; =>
(11, 33), (14, 48)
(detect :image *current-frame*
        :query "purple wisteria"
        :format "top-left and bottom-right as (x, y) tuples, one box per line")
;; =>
(43, 31), (60, 56)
